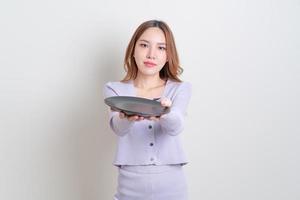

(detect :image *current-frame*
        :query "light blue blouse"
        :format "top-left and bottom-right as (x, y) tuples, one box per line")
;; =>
(103, 79), (192, 166)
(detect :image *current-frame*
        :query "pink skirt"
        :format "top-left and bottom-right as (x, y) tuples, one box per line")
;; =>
(114, 165), (188, 200)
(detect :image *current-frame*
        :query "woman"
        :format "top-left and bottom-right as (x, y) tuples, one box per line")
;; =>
(103, 20), (192, 200)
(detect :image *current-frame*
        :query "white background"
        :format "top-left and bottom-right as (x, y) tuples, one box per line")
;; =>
(0, 0), (299, 199)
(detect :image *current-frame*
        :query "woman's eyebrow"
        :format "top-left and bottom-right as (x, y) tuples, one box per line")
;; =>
(139, 39), (166, 45)
(139, 39), (150, 43)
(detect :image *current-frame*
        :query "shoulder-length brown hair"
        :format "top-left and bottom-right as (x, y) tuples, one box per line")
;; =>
(121, 20), (183, 82)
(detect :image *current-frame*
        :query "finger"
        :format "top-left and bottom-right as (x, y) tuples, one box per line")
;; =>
(160, 98), (172, 107)
(160, 114), (166, 118)
(149, 116), (160, 121)
(161, 101), (171, 107)
(135, 116), (145, 121)
(139, 116), (144, 121)
(149, 116), (155, 120)
(128, 115), (139, 121)
(127, 116), (135, 121)
(119, 112), (125, 119)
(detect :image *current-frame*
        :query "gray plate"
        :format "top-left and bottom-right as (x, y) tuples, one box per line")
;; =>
(104, 96), (170, 117)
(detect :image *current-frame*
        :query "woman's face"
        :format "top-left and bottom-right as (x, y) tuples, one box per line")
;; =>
(133, 27), (167, 77)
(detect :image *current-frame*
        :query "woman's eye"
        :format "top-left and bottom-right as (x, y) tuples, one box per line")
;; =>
(158, 46), (166, 50)
(140, 43), (148, 48)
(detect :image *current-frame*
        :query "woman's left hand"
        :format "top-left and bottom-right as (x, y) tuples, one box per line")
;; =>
(160, 97), (172, 107)
(148, 97), (172, 121)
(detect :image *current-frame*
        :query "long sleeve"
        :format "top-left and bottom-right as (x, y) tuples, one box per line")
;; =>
(103, 82), (134, 137)
(159, 82), (192, 136)
(102, 80), (191, 166)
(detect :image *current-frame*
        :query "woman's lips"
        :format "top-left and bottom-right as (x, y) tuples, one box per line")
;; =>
(144, 61), (157, 67)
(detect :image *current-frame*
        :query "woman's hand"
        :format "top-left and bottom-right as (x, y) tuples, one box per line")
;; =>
(117, 97), (172, 122)
(119, 112), (144, 121)
(160, 97), (172, 107)
(149, 97), (172, 121)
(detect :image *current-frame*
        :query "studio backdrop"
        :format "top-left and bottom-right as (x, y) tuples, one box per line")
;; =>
(0, 0), (299, 199)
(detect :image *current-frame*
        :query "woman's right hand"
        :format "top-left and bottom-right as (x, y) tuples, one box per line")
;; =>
(119, 112), (144, 121)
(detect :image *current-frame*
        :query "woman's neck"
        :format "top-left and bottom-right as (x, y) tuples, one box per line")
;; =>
(133, 74), (166, 90)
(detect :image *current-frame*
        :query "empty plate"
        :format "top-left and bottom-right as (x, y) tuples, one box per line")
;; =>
(104, 96), (170, 117)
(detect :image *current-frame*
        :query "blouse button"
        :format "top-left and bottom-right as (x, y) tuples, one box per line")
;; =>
(148, 125), (152, 129)
(150, 157), (154, 161)
(150, 143), (154, 146)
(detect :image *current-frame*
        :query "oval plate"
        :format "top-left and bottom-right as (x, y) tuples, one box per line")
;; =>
(104, 96), (170, 117)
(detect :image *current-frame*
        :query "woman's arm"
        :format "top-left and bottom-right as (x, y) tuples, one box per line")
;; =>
(159, 82), (192, 136)
(103, 83), (134, 137)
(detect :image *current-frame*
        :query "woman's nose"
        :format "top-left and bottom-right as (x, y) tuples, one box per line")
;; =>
(146, 47), (155, 59)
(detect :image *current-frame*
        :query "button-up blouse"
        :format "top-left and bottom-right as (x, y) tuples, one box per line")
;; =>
(103, 79), (192, 166)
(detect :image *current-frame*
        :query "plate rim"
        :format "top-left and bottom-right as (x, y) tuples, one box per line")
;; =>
(104, 96), (170, 117)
